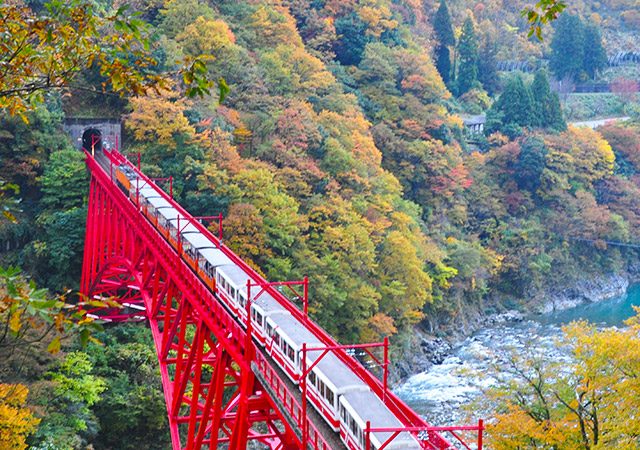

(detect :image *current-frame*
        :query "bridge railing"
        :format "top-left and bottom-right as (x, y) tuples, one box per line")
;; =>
(254, 351), (333, 450)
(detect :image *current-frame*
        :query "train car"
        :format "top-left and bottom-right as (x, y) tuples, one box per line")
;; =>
(215, 264), (254, 314)
(143, 196), (173, 228)
(115, 164), (137, 192)
(339, 390), (421, 450)
(156, 208), (182, 244)
(264, 312), (321, 383)
(178, 230), (216, 273)
(168, 217), (198, 242)
(250, 291), (288, 345)
(304, 349), (369, 431)
(133, 187), (165, 218)
(198, 248), (233, 292)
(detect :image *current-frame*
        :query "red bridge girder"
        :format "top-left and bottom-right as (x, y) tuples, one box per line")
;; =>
(81, 155), (305, 449)
(80, 149), (479, 450)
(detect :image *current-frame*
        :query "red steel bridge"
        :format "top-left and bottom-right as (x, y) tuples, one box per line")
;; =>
(79, 143), (484, 450)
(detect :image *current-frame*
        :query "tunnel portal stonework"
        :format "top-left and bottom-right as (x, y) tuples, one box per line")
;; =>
(63, 118), (121, 152)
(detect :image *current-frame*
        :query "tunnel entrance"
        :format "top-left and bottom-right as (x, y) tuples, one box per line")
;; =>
(82, 128), (102, 154)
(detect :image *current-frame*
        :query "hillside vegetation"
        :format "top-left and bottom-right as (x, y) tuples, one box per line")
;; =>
(3, 1), (640, 448)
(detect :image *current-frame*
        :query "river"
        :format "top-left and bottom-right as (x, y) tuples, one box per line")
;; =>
(394, 284), (640, 426)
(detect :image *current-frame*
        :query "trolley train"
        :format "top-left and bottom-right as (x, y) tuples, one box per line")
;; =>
(113, 159), (420, 450)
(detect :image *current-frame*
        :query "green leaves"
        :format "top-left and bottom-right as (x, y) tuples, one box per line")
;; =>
(521, 0), (568, 41)
(0, 266), (104, 353)
(218, 77), (230, 104)
(0, 1), (214, 117)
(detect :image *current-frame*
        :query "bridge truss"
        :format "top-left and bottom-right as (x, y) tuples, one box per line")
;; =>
(80, 148), (482, 449)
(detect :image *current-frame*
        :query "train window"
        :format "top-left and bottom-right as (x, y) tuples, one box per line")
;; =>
(350, 416), (358, 436)
(255, 311), (263, 327)
(340, 404), (347, 423)
(309, 371), (317, 386)
(230, 287), (236, 300)
(287, 345), (295, 361)
(326, 388), (334, 406)
(266, 323), (274, 337)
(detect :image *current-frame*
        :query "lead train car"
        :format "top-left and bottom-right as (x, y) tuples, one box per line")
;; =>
(113, 161), (422, 450)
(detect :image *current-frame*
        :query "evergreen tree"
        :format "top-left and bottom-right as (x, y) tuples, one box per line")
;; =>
(436, 44), (452, 85)
(433, 0), (455, 47)
(433, 0), (455, 85)
(531, 70), (551, 127)
(478, 39), (499, 95)
(583, 22), (607, 79)
(515, 137), (548, 193)
(490, 75), (535, 129)
(531, 70), (567, 131)
(547, 91), (567, 131)
(550, 13), (585, 81)
(456, 17), (479, 96)
(334, 12), (372, 65)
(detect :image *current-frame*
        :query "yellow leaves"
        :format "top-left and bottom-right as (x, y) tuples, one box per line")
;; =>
(488, 315), (640, 449)
(357, 4), (398, 37)
(126, 85), (194, 147)
(47, 336), (61, 354)
(249, 5), (302, 48)
(176, 16), (236, 57)
(9, 310), (22, 333)
(0, 384), (40, 450)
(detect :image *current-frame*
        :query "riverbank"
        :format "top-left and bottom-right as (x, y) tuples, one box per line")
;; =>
(393, 281), (640, 426)
(393, 269), (640, 384)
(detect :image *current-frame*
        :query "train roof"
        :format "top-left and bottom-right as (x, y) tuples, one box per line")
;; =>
(134, 186), (160, 198)
(217, 264), (253, 290)
(199, 248), (232, 267)
(252, 291), (287, 314)
(146, 196), (173, 209)
(306, 350), (368, 392)
(267, 313), (319, 347)
(166, 217), (199, 235)
(157, 207), (181, 221)
(180, 231), (214, 248)
(340, 391), (421, 449)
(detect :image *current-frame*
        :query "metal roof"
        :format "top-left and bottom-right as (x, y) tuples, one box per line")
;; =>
(157, 208), (182, 221)
(135, 187), (162, 198)
(252, 291), (287, 314)
(268, 313), (319, 347)
(146, 196), (173, 209)
(306, 349), (368, 392)
(217, 264), (253, 290)
(199, 248), (233, 267)
(340, 391), (421, 449)
(181, 232), (215, 249)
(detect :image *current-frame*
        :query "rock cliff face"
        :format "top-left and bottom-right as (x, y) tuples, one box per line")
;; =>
(537, 273), (630, 313)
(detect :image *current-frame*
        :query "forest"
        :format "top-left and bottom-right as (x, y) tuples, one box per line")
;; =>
(2, 0), (640, 448)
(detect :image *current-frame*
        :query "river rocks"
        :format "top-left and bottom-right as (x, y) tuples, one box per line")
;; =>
(538, 273), (629, 313)
(392, 331), (452, 383)
(484, 310), (525, 325)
